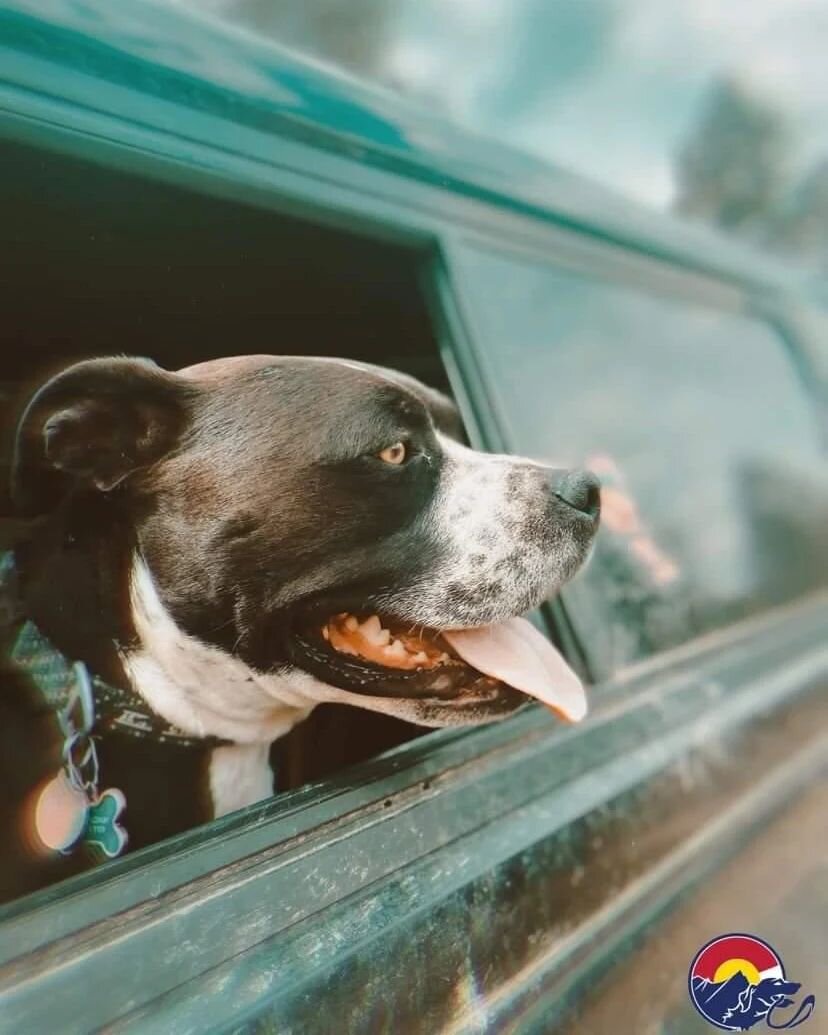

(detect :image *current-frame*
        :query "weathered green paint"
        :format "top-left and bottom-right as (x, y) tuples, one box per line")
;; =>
(0, 598), (825, 1030)
(0, 0), (819, 301)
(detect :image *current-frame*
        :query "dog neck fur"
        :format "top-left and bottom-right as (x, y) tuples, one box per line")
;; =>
(123, 555), (313, 745)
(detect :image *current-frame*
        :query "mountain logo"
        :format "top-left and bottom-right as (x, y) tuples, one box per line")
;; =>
(688, 933), (816, 1030)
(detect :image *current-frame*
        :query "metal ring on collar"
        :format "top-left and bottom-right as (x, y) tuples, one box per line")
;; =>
(57, 661), (96, 738)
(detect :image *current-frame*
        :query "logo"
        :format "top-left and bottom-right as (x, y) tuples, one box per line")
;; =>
(689, 934), (815, 1030)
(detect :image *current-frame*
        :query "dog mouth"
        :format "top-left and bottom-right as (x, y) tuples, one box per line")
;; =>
(289, 610), (587, 722)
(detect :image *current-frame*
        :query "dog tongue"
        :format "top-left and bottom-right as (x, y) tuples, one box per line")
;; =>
(442, 617), (587, 722)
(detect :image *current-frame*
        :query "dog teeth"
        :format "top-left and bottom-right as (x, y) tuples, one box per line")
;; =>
(385, 639), (407, 660)
(324, 613), (453, 671)
(360, 615), (390, 646)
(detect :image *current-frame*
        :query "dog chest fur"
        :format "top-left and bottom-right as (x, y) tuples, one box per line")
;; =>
(208, 743), (274, 817)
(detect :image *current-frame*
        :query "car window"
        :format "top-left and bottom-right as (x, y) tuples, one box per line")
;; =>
(448, 244), (828, 676)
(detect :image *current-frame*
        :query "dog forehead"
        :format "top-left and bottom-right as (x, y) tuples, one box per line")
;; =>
(179, 355), (424, 417)
(176, 356), (429, 456)
(177, 355), (280, 382)
(179, 355), (395, 392)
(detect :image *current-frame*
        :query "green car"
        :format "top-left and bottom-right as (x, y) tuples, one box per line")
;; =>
(0, 2), (825, 1032)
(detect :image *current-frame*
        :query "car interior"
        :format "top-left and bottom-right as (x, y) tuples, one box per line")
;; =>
(0, 138), (457, 789)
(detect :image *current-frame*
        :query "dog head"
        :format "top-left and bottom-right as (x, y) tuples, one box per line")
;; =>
(13, 355), (600, 730)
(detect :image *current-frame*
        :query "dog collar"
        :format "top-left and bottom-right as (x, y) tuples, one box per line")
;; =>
(2, 550), (234, 861)
(1, 551), (229, 750)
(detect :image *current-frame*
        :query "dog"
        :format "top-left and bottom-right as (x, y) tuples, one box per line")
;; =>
(0, 354), (600, 901)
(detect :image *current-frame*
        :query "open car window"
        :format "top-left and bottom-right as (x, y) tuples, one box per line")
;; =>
(0, 139), (472, 797)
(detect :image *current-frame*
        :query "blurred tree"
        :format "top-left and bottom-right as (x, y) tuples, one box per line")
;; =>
(208, 0), (392, 78)
(774, 159), (828, 272)
(675, 76), (791, 236)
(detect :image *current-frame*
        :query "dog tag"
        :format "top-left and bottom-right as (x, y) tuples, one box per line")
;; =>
(84, 788), (128, 858)
(34, 771), (89, 854)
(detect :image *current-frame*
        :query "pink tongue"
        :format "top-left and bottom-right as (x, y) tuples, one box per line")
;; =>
(442, 616), (587, 722)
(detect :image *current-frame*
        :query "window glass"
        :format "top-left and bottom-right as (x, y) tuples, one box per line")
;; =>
(190, 0), (828, 277)
(449, 245), (827, 674)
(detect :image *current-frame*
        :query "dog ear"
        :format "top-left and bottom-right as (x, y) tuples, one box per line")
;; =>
(12, 357), (194, 515)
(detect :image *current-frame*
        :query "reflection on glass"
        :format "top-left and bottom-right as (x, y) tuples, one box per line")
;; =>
(451, 245), (827, 674)
(184, 0), (828, 275)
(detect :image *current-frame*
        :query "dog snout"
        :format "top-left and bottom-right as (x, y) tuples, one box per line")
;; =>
(551, 469), (601, 519)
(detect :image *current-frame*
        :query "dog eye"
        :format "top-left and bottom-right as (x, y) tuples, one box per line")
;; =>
(377, 441), (408, 465)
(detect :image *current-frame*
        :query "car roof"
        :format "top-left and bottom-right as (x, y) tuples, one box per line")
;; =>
(1, 0), (820, 303)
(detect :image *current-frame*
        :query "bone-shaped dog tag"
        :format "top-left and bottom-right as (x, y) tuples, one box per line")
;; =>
(84, 788), (128, 858)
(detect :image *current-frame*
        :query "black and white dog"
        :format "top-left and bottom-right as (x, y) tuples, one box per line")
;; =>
(1, 354), (599, 900)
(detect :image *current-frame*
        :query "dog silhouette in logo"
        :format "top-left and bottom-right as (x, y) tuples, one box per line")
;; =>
(692, 973), (815, 1030)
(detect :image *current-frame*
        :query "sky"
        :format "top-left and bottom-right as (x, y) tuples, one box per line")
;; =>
(178, 0), (828, 219)
(379, 0), (828, 210)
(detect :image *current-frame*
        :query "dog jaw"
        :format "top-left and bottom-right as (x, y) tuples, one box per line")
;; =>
(123, 554), (519, 758)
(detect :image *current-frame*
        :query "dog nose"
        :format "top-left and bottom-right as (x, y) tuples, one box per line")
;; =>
(554, 469), (601, 518)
